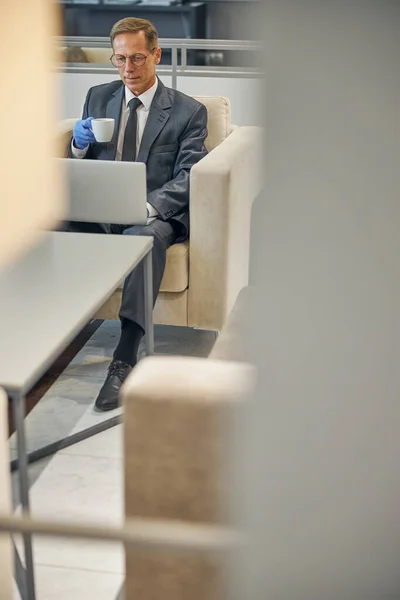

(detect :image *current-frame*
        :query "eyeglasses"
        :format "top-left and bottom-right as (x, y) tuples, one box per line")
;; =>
(110, 49), (156, 68)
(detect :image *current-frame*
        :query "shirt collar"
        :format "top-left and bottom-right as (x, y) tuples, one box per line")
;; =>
(124, 77), (158, 112)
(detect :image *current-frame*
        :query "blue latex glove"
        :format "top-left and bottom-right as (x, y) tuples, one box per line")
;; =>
(73, 117), (95, 149)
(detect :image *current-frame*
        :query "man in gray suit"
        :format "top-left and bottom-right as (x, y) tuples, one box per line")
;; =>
(67, 17), (208, 411)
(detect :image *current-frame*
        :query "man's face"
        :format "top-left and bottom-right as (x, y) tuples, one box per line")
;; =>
(112, 31), (161, 96)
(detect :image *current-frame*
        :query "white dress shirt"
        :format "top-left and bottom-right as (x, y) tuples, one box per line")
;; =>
(71, 78), (159, 220)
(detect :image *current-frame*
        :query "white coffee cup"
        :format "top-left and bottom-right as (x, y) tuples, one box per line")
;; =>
(91, 118), (115, 143)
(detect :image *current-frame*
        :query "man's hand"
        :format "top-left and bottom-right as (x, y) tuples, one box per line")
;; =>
(73, 117), (95, 149)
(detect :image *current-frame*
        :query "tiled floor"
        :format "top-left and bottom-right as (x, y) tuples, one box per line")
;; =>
(10, 320), (215, 599)
(7, 320), (103, 438)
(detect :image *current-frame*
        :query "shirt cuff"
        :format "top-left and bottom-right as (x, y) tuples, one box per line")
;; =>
(71, 139), (89, 158)
(146, 202), (159, 218)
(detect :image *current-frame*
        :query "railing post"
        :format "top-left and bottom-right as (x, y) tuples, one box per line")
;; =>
(171, 46), (178, 90)
(181, 45), (187, 70)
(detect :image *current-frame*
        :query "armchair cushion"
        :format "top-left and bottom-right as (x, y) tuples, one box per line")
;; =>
(116, 241), (189, 294)
(159, 241), (189, 293)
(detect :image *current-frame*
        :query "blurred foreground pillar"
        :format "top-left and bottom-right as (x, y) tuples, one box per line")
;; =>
(233, 2), (400, 599)
(0, 0), (64, 270)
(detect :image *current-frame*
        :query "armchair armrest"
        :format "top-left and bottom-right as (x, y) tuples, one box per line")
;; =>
(121, 354), (255, 524)
(189, 126), (263, 330)
(120, 355), (254, 599)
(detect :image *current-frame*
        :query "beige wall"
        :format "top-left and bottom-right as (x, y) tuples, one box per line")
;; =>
(0, 0), (65, 270)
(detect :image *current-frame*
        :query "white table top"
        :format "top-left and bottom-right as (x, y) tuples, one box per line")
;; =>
(0, 231), (153, 394)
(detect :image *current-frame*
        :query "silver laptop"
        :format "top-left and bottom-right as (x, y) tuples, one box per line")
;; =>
(58, 158), (147, 225)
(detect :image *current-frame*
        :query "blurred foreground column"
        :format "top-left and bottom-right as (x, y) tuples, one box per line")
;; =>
(0, 0), (64, 270)
(233, 1), (400, 599)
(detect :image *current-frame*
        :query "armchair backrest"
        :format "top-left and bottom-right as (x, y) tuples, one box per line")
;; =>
(193, 96), (231, 151)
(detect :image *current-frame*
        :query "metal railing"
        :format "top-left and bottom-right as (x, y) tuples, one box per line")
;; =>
(56, 37), (263, 88)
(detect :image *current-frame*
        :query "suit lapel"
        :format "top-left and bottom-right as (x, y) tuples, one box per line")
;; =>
(104, 84), (124, 160)
(137, 79), (172, 164)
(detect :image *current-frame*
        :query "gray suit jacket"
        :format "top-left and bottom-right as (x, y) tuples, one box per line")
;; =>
(68, 77), (208, 240)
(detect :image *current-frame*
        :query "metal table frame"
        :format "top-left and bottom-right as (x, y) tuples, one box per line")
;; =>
(1, 234), (154, 600)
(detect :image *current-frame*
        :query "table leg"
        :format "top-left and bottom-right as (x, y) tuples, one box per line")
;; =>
(10, 415), (122, 473)
(13, 541), (28, 600)
(143, 249), (154, 356)
(12, 392), (36, 600)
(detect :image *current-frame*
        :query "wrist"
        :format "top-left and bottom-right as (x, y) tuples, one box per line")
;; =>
(73, 139), (88, 151)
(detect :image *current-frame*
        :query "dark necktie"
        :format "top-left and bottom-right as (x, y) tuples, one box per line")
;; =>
(121, 97), (142, 162)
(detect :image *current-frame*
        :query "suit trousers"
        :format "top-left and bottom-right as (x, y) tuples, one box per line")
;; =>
(62, 219), (178, 332)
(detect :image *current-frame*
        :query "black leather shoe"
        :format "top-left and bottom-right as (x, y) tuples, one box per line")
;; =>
(95, 360), (132, 412)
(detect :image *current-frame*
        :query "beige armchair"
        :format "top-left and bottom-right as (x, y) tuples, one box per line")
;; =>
(59, 96), (262, 331)
(120, 301), (255, 599)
